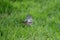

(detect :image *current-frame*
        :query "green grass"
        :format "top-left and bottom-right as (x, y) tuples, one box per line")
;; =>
(0, 0), (60, 40)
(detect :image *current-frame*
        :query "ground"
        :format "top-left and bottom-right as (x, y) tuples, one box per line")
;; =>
(0, 0), (60, 40)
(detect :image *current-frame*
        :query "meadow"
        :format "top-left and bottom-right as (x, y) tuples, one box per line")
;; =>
(0, 0), (60, 40)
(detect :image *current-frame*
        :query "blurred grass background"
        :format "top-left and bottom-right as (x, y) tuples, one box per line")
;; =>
(0, 0), (60, 40)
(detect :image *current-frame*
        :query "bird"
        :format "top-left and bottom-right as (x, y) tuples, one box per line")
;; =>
(23, 14), (32, 26)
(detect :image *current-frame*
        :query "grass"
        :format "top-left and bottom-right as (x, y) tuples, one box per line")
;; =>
(0, 0), (60, 40)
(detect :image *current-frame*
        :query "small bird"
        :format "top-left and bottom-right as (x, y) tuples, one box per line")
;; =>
(23, 14), (32, 26)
